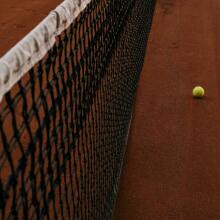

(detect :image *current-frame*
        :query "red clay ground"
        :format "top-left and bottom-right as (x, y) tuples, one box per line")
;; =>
(0, 0), (63, 57)
(114, 0), (220, 219)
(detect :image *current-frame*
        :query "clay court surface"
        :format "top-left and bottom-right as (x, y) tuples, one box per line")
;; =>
(0, 0), (63, 56)
(114, 0), (220, 219)
(1, 0), (220, 219)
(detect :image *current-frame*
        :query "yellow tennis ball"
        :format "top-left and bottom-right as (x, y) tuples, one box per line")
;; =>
(192, 86), (205, 98)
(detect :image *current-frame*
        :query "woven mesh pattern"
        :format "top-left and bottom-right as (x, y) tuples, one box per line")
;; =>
(0, 0), (155, 219)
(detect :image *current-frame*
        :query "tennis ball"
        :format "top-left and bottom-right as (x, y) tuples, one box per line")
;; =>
(192, 86), (205, 98)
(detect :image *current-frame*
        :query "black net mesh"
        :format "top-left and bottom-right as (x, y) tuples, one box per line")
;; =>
(0, 0), (155, 219)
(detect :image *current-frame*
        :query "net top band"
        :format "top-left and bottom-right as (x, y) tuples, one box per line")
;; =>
(0, 0), (91, 102)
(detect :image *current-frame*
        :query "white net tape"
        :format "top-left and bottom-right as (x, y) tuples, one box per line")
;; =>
(0, 0), (91, 102)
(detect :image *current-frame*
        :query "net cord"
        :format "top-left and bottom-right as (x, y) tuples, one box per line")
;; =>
(0, 0), (91, 102)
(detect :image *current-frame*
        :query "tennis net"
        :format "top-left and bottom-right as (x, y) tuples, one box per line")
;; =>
(0, 0), (155, 219)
